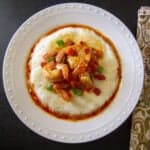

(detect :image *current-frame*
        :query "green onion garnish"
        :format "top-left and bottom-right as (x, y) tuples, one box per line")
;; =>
(46, 85), (53, 91)
(97, 66), (104, 73)
(72, 88), (83, 96)
(56, 40), (65, 47)
(48, 57), (55, 62)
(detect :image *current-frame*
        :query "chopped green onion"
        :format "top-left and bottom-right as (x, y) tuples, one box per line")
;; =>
(46, 85), (53, 91)
(48, 57), (55, 62)
(97, 66), (104, 73)
(56, 40), (65, 47)
(72, 88), (83, 96)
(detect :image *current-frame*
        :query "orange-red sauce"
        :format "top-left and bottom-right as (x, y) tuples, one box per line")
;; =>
(25, 24), (122, 121)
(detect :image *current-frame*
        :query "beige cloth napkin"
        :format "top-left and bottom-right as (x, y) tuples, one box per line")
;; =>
(130, 6), (150, 150)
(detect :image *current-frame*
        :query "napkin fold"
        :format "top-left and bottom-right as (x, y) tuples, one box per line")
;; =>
(130, 6), (150, 150)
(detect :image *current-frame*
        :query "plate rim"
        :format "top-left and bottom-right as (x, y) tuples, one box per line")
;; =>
(3, 2), (144, 143)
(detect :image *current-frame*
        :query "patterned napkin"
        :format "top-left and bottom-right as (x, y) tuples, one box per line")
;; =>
(130, 7), (150, 150)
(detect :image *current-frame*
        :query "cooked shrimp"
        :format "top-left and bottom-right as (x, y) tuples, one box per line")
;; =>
(44, 61), (56, 71)
(56, 64), (69, 80)
(43, 53), (49, 60)
(47, 61), (56, 70)
(60, 89), (71, 101)
(55, 50), (66, 63)
(43, 50), (57, 60)
(53, 84), (71, 101)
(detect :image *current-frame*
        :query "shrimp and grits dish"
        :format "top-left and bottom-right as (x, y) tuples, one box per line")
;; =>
(26, 24), (122, 121)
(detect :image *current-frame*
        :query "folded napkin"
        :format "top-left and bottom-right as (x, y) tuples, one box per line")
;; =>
(130, 6), (150, 150)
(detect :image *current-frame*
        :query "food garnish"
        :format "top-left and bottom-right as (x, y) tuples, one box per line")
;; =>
(46, 85), (53, 91)
(56, 39), (65, 47)
(41, 40), (105, 101)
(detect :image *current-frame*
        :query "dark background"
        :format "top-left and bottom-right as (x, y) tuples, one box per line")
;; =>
(0, 0), (150, 150)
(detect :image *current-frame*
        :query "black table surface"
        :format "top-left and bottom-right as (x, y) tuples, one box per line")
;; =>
(0, 0), (150, 149)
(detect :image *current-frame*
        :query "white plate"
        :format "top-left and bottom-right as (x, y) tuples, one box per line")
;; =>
(3, 3), (144, 143)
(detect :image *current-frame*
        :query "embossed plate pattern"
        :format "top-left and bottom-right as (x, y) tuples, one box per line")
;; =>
(3, 3), (144, 143)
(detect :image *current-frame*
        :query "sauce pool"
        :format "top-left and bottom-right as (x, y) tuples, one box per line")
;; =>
(25, 24), (122, 121)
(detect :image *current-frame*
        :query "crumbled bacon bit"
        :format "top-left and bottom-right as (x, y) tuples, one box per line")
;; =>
(80, 41), (85, 45)
(89, 59), (98, 67)
(92, 48), (103, 58)
(67, 48), (76, 56)
(84, 48), (90, 54)
(88, 59), (99, 72)
(85, 87), (92, 92)
(53, 81), (71, 89)
(66, 40), (74, 46)
(93, 74), (106, 80)
(41, 62), (46, 67)
(70, 80), (81, 88)
(93, 88), (101, 95)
